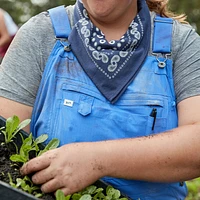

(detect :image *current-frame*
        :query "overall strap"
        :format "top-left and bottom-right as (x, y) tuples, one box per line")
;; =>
(153, 16), (173, 53)
(48, 5), (71, 38)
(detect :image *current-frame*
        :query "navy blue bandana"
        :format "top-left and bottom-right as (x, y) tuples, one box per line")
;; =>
(68, 0), (151, 103)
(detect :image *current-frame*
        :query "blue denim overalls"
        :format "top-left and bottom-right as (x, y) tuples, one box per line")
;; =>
(31, 6), (188, 200)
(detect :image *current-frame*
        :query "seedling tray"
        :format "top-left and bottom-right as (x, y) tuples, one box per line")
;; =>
(0, 180), (38, 200)
(0, 116), (130, 200)
(0, 116), (38, 200)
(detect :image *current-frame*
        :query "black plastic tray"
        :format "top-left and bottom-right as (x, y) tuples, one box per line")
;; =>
(0, 116), (38, 200)
(0, 116), (130, 200)
(0, 180), (38, 200)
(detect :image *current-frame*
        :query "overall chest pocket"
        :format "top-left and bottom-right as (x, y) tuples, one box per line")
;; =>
(55, 81), (169, 142)
(114, 95), (168, 136)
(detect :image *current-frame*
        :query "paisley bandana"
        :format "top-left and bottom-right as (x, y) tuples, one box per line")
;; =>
(68, 0), (151, 103)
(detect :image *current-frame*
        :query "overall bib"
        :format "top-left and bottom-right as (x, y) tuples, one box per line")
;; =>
(31, 6), (188, 200)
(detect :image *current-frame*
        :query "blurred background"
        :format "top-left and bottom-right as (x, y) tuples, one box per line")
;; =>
(0, 0), (200, 33)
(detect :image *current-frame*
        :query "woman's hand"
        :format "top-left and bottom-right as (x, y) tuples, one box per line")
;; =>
(20, 142), (108, 195)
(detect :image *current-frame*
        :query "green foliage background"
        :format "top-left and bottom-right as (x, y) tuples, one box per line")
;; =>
(186, 178), (200, 200)
(0, 0), (200, 33)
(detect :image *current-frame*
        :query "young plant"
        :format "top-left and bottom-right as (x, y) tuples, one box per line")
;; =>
(37, 137), (60, 156)
(10, 133), (59, 163)
(8, 132), (59, 199)
(10, 133), (45, 163)
(8, 173), (43, 198)
(1, 115), (60, 199)
(56, 190), (69, 200)
(56, 185), (129, 200)
(0, 115), (30, 144)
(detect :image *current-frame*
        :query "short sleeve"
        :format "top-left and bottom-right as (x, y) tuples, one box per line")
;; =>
(172, 21), (200, 104)
(0, 12), (55, 106)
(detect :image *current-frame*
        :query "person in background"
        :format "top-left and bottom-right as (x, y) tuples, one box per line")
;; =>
(0, 0), (200, 199)
(0, 8), (18, 62)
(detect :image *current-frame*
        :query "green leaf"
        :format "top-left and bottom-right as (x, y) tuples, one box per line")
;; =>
(33, 142), (39, 152)
(19, 132), (25, 143)
(35, 193), (43, 198)
(23, 133), (33, 146)
(45, 138), (60, 150)
(13, 118), (31, 137)
(20, 144), (31, 157)
(56, 190), (66, 200)
(112, 189), (120, 199)
(79, 194), (92, 200)
(6, 115), (20, 142)
(23, 184), (32, 193)
(71, 193), (82, 200)
(16, 178), (24, 187)
(23, 176), (32, 184)
(106, 186), (121, 199)
(19, 134), (33, 157)
(10, 154), (28, 163)
(85, 185), (97, 194)
(31, 186), (40, 191)
(7, 173), (16, 188)
(93, 191), (105, 200)
(95, 188), (104, 193)
(65, 195), (72, 200)
(17, 119), (31, 131)
(4, 116), (31, 143)
(34, 134), (48, 144)
(38, 138), (60, 156)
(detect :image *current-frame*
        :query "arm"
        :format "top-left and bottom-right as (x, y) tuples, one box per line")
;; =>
(0, 13), (55, 131)
(0, 15), (38, 132)
(0, 10), (11, 47)
(0, 97), (32, 132)
(104, 96), (200, 182)
(20, 95), (200, 195)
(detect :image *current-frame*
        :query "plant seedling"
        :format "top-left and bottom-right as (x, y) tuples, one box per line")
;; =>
(55, 185), (129, 200)
(8, 173), (43, 198)
(10, 133), (59, 163)
(0, 115), (30, 144)
(10, 133), (45, 163)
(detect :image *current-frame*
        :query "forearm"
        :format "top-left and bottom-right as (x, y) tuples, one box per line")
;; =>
(0, 97), (32, 132)
(20, 123), (200, 195)
(0, 35), (11, 47)
(98, 124), (200, 182)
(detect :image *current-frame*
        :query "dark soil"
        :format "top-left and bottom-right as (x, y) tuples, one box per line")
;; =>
(0, 138), (55, 200)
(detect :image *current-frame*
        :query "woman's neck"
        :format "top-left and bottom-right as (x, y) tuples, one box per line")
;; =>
(88, 2), (138, 41)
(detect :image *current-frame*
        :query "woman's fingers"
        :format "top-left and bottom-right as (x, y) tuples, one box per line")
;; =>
(41, 177), (83, 195)
(19, 143), (106, 195)
(41, 178), (61, 193)
(31, 167), (54, 185)
(20, 150), (56, 176)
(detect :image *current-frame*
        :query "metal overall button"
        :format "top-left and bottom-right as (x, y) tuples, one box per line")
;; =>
(56, 37), (72, 52)
(64, 44), (71, 52)
(158, 61), (166, 68)
(152, 53), (171, 69)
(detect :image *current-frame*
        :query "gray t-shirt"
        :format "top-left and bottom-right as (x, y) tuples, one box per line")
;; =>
(0, 5), (200, 106)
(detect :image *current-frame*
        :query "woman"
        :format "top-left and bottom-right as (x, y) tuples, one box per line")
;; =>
(0, 8), (18, 62)
(0, 0), (200, 199)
